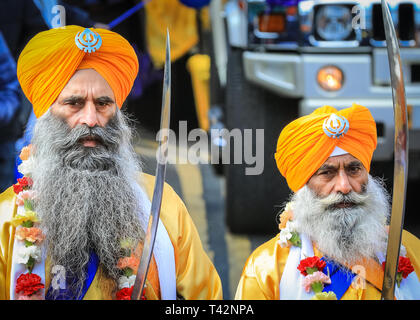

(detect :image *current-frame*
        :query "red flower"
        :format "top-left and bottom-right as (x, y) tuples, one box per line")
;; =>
(398, 257), (415, 278)
(13, 184), (23, 195)
(116, 287), (133, 300)
(15, 273), (44, 296)
(297, 256), (326, 276)
(382, 256), (414, 279)
(116, 286), (146, 300)
(17, 177), (33, 188)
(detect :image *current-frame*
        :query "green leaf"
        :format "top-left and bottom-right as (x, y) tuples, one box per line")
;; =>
(24, 199), (33, 211)
(26, 256), (35, 273)
(123, 268), (133, 277)
(396, 272), (403, 288)
(311, 281), (324, 293)
(25, 240), (34, 247)
(306, 267), (318, 275)
(21, 220), (34, 228)
(289, 232), (302, 248)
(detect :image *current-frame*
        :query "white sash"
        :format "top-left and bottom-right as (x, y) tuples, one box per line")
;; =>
(279, 233), (420, 300)
(279, 233), (315, 300)
(133, 182), (177, 300)
(10, 183), (177, 300)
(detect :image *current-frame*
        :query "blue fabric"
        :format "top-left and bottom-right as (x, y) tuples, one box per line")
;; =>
(109, 1), (147, 29)
(179, 0), (210, 9)
(0, 32), (20, 127)
(45, 251), (99, 300)
(0, 31), (21, 190)
(32, 0), (58, 29)
(266, 0), (300, 6)
(321, 257), (355, 300)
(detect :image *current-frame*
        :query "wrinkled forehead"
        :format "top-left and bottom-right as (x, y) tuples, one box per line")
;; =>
(58, 69), (115, 101)
(321, 153), (364, 169)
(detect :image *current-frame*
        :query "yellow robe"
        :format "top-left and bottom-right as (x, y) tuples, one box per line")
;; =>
(0, 173), (222, 300)
(235, 231), (420, 300)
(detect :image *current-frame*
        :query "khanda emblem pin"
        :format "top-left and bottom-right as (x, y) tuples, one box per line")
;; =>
(75, 28), (102, 53)
(323, 113), (349, 139)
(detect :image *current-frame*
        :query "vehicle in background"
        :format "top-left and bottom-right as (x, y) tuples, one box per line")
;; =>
(209, 0), (420, 234)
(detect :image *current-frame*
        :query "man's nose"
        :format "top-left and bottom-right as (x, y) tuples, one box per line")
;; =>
(80, 103), (99, 128)
(334, 171), (352, 194)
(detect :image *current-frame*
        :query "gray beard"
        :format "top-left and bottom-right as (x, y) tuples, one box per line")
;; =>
(290, 176), (390, 266)
(30, 110), (144, 298)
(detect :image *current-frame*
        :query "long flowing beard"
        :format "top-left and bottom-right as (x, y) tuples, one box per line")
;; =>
(31, 110), (145, 298)
(291, 176), (390, 266)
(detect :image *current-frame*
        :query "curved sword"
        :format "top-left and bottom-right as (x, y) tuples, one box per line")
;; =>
(380, 0), (409, 300)
(131, 30), (171, 300)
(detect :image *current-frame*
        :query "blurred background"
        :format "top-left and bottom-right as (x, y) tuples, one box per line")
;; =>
(1, 0), (420, 299)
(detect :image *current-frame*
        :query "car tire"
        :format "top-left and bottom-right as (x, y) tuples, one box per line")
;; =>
(224, 47), (298, 234)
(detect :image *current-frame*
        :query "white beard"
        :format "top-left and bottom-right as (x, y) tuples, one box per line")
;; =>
(30, 109), (144, 298)
(291, 175), (391, 266)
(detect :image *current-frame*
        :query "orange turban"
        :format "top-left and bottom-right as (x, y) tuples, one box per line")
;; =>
(275, 104), (377, 192)
(17, 25), (139, 118)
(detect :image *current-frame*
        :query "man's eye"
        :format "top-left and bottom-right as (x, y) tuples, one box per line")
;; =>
(97, 101), (112, 108)
(66, 101), (81, 106)
(348, 167), (361, 174)
(320, 171), (331, 176)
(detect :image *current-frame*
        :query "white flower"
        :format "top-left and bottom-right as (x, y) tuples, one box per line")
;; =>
(284, 202), (295, 213)
(16, 245), (42, 264)
(278, 229), (292, 248)
(118, 275), (136, 289)
(18, 157), (34, 177)
(278, 221), (297, 248)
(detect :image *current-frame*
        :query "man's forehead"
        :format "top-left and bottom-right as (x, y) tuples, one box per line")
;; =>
(321, 153), (363, 167)
(59, 69), (115, 99)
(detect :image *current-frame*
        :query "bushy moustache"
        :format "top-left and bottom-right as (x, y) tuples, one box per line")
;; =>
(318, 188), (369, 212)
(291, 177), (390, 265)
(54, 117), (124, 171)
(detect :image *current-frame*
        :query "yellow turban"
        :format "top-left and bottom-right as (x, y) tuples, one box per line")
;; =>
(17, 25), (139, 118)
(275, 104), (377, 192)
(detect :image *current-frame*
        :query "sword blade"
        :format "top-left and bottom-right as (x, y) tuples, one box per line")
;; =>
(131, 30), (171, 300)
(380, 0), (409, 300)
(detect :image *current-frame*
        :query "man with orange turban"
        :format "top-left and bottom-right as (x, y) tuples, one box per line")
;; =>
(0, 25), (222, 300)
(235, 104), (420, 300)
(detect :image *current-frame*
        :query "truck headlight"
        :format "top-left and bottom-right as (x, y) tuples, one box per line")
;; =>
(315, 5), (353, 41)
(317, 66), (344, 91)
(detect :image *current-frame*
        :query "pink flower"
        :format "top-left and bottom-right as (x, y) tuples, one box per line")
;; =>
(117, 254), (139, 271)
(16, 190), (36, 206)
(17, 291), (44, 300)
(16, 227), (45, 243)
(302, 271), (331, 293)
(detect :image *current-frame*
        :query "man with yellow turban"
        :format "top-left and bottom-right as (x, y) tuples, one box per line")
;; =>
(0, 25), (222, 300)
(235, 104), (420, 300)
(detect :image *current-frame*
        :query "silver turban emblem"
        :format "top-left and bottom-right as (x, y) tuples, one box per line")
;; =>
(75, 28), (102, 53)
(323, 113), (349, 139)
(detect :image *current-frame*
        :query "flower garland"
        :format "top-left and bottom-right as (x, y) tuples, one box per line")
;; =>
(115, 240), (146, 300)
(12, 145), (45, 300)
(277, 202), (301, 248)
(278, 201), (416, 300)
(297, 256), (336, 300)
